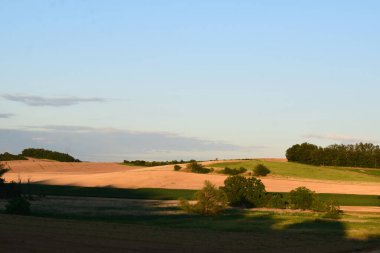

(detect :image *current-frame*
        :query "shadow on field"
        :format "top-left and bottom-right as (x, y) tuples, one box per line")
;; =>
(2, 184), (379, 252)
(20, 183), (197, 200)
(1, 210), (379, 253)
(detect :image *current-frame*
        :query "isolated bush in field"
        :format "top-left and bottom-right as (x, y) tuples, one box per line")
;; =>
(289, 187), (315, 210)
(253, 164), (271, 176)
(244, 177), (267, 207)
(186, 162), (212, 174)
(174, 165), (182, 171)
(222, 167), (247, 175)
(221, 175), (247, 206)
(180, 181), (227, 216)
(322, 200), (342, 219)
(5, 197), (31, 215)
(222, 175), (267, 207)
(265, 193), (287, 209)
(311, 196), (328, 212)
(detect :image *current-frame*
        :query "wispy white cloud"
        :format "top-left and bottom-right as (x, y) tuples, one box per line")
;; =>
(304, 133), (378, 143)
(2, 94), (106, 107)
(0, 126), (258, 161)
(0, 113), (13, 118)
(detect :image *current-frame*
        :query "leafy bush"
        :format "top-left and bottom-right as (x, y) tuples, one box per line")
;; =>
(253, 164), (270, 176)
(265, 193), (287, 209)
(222, 167), (247, 175)
(289, 187), (315, 210)
(222, 175), (267, 207)
(322, 200), (342, 219)
(186, 162), (212, 174)
(0, 152), (27, 161)
(5, 197), (31, 215)
(311, 196), (328, 212)
(180, 181), (227, 216)
(22, 148), (80, 162)
(174, 165), (182, 171)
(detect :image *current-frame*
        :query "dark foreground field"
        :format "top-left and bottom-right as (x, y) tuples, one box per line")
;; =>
(1, 214), (379, 253)
(1, 184), (380, 252)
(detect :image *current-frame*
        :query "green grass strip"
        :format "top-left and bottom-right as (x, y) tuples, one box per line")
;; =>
(20, 184), (380, 206)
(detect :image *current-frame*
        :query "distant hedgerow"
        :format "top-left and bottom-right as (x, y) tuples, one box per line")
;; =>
(0, 152), (27, 161)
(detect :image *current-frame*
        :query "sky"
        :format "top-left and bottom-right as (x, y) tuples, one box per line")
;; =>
(1, 0), (379, 161)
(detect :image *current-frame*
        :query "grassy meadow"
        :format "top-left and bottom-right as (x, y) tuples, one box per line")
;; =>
(19, 184), (380, 206)
(212, 159), (380, 182)
(1, 195), (380, 252)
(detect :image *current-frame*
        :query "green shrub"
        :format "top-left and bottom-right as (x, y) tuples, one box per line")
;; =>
(265, 193), (287, 209)
(222, 175), (267, 207)
(311, 196), (328, 212)
(174, 165), (182, 171)
(186, 162), (212, 174)
(5, 197), (31, 215)
(222, 167), (247, 175)
(253, 164), (270, 176)
(289, 187), (315, 210)
(322, 200), (342, 219)
(180, 181), (227, 216)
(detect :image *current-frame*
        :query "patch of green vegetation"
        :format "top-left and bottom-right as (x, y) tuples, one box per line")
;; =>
(21, 148), (80, 162)
(220, 166), (247, 175)
(8, 203), (380, 242)
(212, 160), (380, 182)
(19, 184), (380, 206)
(122, 159), (196, 167)
(1, 211), (379, 253)
(186, 161), (212, 174)
(0, 152), (27, 161)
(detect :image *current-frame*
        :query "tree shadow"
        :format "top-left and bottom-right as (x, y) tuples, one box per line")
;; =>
(4, 183), (380, 252)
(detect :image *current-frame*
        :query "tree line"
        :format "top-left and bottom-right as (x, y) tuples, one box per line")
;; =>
(21, 148), (80, 162)
(0, 152), (27, 161)
(286, 142), (380, 168)
(123, 159), (197, 167)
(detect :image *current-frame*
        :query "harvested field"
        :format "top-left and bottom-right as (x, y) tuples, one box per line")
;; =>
(3, 159), (380, 195)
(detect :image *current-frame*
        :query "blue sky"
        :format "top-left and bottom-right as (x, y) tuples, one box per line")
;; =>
(1, 0), (379, 161)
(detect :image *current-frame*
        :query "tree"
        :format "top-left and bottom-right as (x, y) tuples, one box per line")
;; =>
(253, 164), (270, 176)
(286, 142), (380, 168)
(180, 181), (227, 216)
(186, 162), (212, 174)
(289, 187), (315, 210)
(21, 148), (79, 162)
(222, 175), (267, 207)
